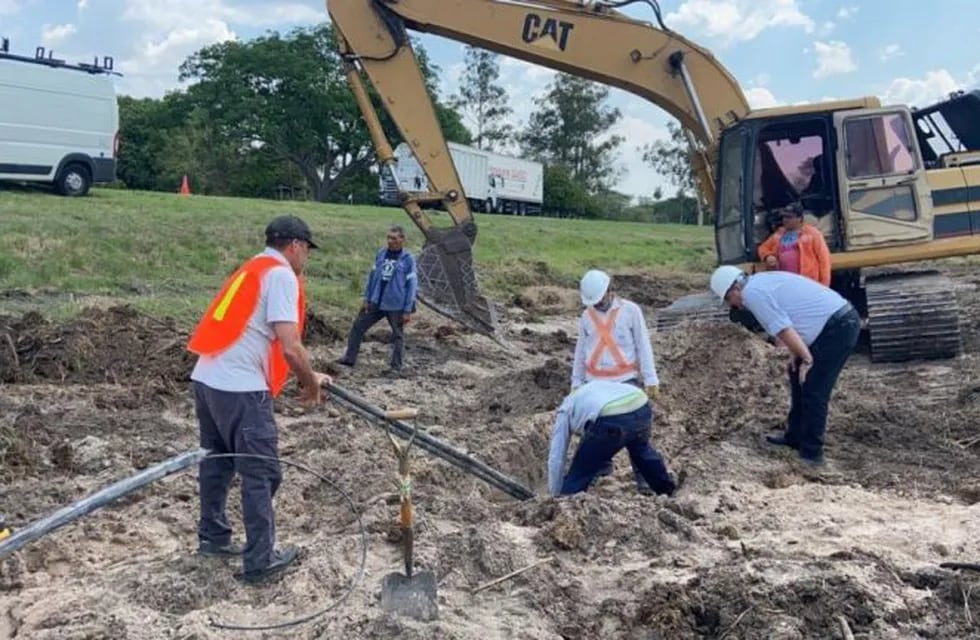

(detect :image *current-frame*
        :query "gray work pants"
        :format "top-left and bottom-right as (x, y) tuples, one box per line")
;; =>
(193, 381), (282, 573)
(341, 306), (405, 369)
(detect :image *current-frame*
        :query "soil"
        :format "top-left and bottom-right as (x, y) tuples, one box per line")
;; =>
(1, 267), (978, 639)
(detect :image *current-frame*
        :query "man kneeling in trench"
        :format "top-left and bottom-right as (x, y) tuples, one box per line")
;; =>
(546, 380), (680, 497)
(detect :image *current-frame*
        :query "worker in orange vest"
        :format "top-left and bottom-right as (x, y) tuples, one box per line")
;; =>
(757, 203), (832, 286)
(571, 269), (661, 494)
(186, 214), (332, 584)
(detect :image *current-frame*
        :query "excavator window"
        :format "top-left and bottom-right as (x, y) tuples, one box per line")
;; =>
(843, 113), (917, 178)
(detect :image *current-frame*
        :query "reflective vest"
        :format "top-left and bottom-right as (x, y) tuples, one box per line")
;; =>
(186, 255), (306, 396)
(584, 306), (639, 379)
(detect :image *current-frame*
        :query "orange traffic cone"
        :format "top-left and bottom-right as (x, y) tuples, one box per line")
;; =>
(179, 174), (191, 196)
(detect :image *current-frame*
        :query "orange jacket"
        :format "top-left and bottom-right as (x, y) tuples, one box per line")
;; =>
(187, 254), (306, 396)
(757, 224), (832, 286)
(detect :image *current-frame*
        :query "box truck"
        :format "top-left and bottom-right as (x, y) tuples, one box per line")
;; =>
(0, 41), (120, 196)
(380, 141), (543, 215)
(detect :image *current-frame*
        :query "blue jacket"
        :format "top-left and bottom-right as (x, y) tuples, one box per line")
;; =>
(363, 248), (418, 313)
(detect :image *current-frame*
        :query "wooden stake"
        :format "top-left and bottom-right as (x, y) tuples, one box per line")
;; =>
(472, 556), (554, 594)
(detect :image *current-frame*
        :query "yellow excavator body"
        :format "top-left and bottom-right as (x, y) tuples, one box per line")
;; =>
(328, 0), (980, 361)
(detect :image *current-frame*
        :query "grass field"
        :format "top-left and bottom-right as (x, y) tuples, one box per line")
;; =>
(0, 188), (715, 324)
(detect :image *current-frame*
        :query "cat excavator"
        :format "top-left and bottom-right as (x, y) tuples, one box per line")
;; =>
(328, 0), (980, 362)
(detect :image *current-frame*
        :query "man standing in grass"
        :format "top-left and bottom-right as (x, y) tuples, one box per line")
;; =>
(186, 215), (332, 584)
(336, 224), (418, 377)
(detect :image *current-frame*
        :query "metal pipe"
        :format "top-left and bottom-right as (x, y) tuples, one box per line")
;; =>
(0, 448), (210, 559)
(669, 51), (713, 143)
(326, 384), (536, 501)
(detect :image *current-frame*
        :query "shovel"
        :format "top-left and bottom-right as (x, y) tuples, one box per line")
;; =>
(379, 407), (438, 621)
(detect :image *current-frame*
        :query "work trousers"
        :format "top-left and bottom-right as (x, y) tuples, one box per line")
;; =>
(193, 381), (282, 573)
(784, 304), (861, 461)
(561, 403), (675, 496)
(596, 377), (650, 490)
(341, 306), (404, 370)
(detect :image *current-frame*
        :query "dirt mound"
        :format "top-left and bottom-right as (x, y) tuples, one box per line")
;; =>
(612, 271), (707, 310)
(0, 305), (194, 388)
(478, 358), (569, 418)
(513, 286), (580, 315)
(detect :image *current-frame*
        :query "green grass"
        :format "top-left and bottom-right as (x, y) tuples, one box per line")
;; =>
(0, 188), (714, 325)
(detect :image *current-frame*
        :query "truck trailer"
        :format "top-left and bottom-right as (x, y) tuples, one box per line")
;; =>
(380, 141), (543, 215)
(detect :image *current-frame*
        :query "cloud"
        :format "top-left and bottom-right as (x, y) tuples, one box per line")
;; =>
(0, 0), (19, 16)
(612, 114), (670, 197)
(880, 69), (959, 107)
(77, 0), (88, 10)
(665, 0), (814, 44)
(115, 1), (327, 97)
(878, 44), (903, 62)
(745, 87), (781, 108)
(837, 6), (858, 19)
(812, 40), (856, 78)
(41, 23), (77, 45)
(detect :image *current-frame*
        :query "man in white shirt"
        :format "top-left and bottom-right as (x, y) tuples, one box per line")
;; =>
(188, 215), (332, 584)
(571, 269), (661, 492)
(709, 266), (860, 466)
(547, 380), (679, 497)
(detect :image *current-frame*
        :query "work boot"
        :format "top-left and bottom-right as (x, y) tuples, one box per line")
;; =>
(765, 433), (799, 449)
(335, 357), (355, 367)
(235, 546), (301, 584)
(799, 454), (825, 468)
(197, 540), (242, 557)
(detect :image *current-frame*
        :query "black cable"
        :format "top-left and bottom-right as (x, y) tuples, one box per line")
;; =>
(600, 0), (668, 30)
(199, 453), (368, 632)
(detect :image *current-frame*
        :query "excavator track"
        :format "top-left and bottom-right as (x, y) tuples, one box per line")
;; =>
(864, 271), (962, 363)
(654, 292), (732, 332)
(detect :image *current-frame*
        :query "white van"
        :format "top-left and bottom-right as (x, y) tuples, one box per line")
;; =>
(0, 41), (119, 196)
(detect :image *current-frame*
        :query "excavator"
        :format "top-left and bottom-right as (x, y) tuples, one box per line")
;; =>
(328, 0), (980, 362)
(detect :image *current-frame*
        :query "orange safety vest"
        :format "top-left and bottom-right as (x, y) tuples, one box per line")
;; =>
(584, 306), (639, 379)
(186, 255), (306, 397)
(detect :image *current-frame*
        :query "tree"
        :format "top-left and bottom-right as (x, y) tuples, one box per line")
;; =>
(519, 73), (623, 193)
(641, 121), (709, 225)
(451, 46), (512, 150)
(178, 24), (471, 202)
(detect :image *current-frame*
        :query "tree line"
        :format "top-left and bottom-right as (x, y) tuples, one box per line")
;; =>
(115, 23), (705, 224)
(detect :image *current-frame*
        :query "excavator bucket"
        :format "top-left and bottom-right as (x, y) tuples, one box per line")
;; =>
(414, 222), (499, 339)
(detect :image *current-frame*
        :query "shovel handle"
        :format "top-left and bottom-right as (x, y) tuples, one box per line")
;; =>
(385, 407), (419, 421)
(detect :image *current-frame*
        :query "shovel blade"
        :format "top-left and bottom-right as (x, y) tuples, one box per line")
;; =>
(380, 570), (439, 622)
(416, 222), (498, 339)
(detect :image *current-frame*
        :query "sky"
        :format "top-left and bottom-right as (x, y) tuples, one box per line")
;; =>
(4, 0), (979, 200)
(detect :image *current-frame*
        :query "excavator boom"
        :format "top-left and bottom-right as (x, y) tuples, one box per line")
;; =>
(328, 0), (751, 336)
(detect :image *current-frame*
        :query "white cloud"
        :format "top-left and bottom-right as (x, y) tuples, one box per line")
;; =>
(665, 0), (814, 44)
(751, 72), (770, 86)
(837, 6), (858, 19)
(880, 69), (959, 107)
(612, 114), (670, 197)
(77, 0), (88, 10)
(878, 44), (903, 62)
(812, 40), (857, 78)
(0, 0), (19, 16)
(745, 87), (781, 108)
(41, 23), (77, 45)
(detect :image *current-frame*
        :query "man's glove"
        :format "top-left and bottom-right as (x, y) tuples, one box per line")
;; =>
(645, 385), (659, 400)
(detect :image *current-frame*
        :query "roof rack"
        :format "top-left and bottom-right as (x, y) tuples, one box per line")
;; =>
(0, 39), (123, 77)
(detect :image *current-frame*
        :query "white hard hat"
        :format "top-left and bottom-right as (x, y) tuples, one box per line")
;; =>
(580, 269), (611, 306)
(710, 265), (745, 299)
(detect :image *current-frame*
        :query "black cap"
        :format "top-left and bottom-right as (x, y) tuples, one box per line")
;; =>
(265, 215), (318, 249)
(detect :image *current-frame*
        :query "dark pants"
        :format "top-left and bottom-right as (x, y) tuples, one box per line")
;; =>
(341, 306), (404, 370)
(596, 378), (650, 490)
(194, 381), (282, 573)
(561, 403), (675, 496)
(783, 304), (861, 461)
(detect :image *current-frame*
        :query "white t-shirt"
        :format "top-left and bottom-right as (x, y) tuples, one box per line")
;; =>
(191, 248), (300, 392)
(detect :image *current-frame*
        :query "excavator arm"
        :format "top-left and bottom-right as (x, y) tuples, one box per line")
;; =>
(328, 0), (751, 336)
